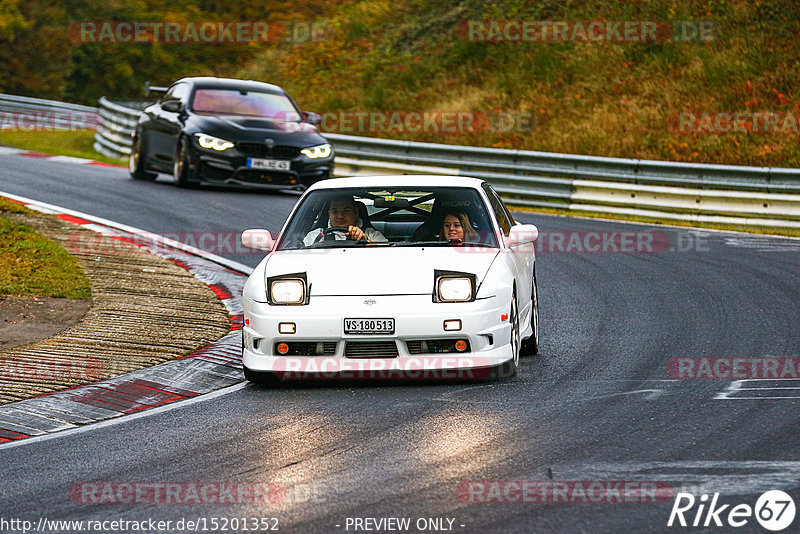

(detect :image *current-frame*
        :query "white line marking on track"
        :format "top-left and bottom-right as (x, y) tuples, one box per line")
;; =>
(715, 379), (800, 400)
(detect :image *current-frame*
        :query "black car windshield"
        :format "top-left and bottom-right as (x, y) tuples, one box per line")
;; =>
(191, 89), (298, 118)
(276, 187), (499, 251)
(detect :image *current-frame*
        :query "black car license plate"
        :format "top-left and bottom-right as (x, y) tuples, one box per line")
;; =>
(246, 158), (291, 171)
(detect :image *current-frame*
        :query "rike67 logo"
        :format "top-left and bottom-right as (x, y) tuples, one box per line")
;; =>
(668, 491), (796, 531)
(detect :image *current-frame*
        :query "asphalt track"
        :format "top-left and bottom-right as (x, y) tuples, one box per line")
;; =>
(1, 154), (800, 533)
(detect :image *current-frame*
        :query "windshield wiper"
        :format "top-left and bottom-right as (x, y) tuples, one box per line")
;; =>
(393, 240), (496, 247)
(392, 241), (451, 247)
(305, 240), (392, 249)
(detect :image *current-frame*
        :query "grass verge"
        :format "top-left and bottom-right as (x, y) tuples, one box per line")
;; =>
(0, 198), (92, 299)
(0, 130), (125, 166)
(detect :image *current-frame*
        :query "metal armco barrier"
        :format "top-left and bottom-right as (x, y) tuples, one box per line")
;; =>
(0, 94), (102, 131)
(94, 97), (152, 159)
(93, 97), (800, 229)
(327, 133), (800, 228)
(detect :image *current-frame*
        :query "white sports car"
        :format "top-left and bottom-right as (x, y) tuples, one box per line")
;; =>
(240, 175), (539, 383)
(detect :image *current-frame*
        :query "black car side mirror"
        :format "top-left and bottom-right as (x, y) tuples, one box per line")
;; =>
(162, 100), (184, 113)
(301, 111), (322, 126)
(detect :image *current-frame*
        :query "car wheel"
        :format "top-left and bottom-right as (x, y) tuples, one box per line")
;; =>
(129, 135), (157, 181)
(495, 288), (520, 379)
(521, 271), (539, 356)
(173, 136), (193, 188)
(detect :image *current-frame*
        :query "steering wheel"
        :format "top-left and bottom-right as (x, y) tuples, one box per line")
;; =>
(314, 226), (369, 244)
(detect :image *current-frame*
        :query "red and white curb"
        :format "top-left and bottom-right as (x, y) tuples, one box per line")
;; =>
(0, 191), (255, 446)
(0, 145), (125, 168)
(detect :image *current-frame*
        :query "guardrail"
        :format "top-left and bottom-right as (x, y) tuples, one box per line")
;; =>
(0, 94), (102, 131)
(93, 97), (153, 159)
(92, 97), (800, 229)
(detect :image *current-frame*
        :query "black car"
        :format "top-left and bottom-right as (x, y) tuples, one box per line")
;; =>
(129, 77), (334, 189)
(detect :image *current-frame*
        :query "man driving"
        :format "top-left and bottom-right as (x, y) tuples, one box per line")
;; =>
(303, 195), (387, 246)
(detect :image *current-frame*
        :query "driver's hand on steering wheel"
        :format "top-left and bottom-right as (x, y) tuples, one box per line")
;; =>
(346, 226), (367, 241)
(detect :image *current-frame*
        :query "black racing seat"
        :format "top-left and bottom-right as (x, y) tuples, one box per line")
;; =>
(411, 218), (441, 241)
(355, 201), (375, 229)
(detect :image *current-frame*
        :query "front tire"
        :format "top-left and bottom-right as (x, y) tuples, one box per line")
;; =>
(521, 271), (539, 356)
(173, 136), (193, 188)
(129, 135), (157, 181)
(243, 365), (282, 386)
(494, 288), (520, 378)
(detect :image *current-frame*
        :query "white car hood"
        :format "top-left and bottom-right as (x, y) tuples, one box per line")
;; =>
(265, 247), (499, 296)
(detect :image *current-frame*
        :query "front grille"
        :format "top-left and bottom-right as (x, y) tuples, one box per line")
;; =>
(275, 342), (337, 356)
(235, 170), (299, 185)
(406, 339), (471, 354)
(344, 341), (399, 358)
(236, 142), (300, 159)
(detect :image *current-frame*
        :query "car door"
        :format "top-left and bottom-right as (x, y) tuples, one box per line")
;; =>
(482, 183), (534, 317)
(148, 82), (190, 165)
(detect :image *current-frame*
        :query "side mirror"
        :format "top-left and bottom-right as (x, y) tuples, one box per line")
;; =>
(241, 229), (275, 252)
(161, 100), (184, 113)
(505, 224), (539, 248)
(301, 111), (322, 126)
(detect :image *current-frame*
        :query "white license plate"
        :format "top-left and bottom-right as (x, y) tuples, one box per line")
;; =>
(246, 158), (290, 171)
(344, 318), (395, 334)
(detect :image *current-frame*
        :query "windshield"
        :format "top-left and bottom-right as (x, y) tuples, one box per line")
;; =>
(190, 89), (298, 118)
(276, 187), (499, 251)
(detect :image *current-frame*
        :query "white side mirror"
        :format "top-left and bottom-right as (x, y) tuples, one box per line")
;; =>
(241, 229), (275, 251)
(505, 224), (539, 248)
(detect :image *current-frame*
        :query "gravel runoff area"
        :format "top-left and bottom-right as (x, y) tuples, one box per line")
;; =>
(0, 209), (231, 405)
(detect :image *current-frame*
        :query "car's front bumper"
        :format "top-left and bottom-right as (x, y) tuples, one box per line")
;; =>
(242, 294), (513, 380)
(190, 140), (333, 188)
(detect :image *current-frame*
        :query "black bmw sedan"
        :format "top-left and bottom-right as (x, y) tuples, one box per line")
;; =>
(129, 77), (334, 189)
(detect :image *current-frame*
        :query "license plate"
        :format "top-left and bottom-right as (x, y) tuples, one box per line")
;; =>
(344, 318), (395, 334)
(246, 158), (290, 171)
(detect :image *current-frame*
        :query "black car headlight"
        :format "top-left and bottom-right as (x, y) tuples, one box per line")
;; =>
(434, 270), (477, 303)
(196, 133), (235, 151)
(300, 143), (332, 159)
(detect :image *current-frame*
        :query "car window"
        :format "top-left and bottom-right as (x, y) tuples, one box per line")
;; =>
(276, 187), (498, 250)
(191, 89), (298, 118)
(482, 184), (513, 236)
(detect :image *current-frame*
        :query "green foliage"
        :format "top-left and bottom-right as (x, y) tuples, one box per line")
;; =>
(1, 0), (800, 166)
(0, 130), (124, 165)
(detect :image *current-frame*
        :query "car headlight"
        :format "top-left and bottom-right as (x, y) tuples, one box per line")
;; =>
(270, 279), (306, 305)
(300, 143), (332, 159)
(196, 133), (235, 151)
(436, 276), (473, 302)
